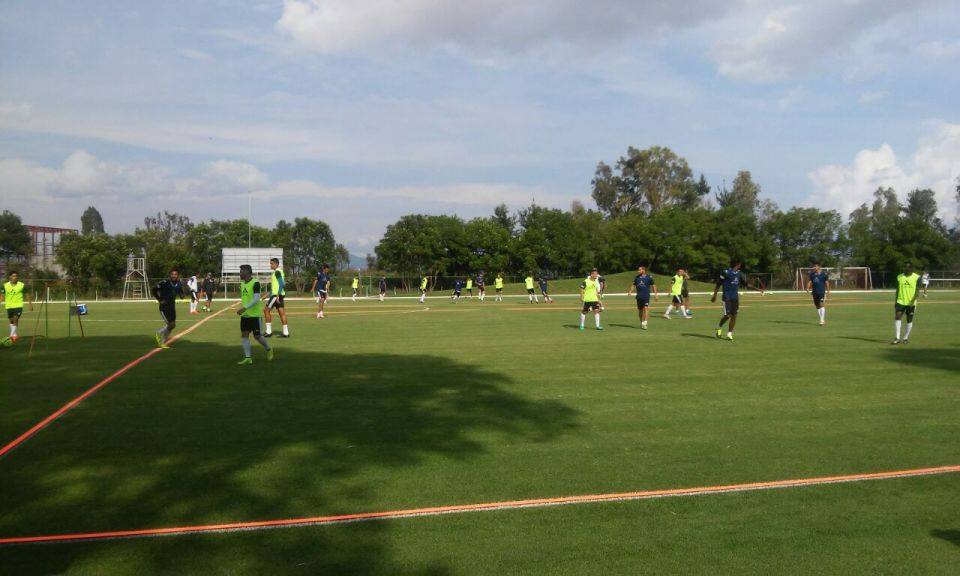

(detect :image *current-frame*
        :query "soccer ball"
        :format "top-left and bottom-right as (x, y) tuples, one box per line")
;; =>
(1, 337), (13, 348)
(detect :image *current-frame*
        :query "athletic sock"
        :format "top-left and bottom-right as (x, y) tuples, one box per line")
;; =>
(256, 335), (271, 350)
(904, 322), (913, 339)
(680, 306), (688, 316)
(665, 305), (673, 315)
(242, 338), (252, 357)
(595, 314), (601, 328)
(282, 324), (289, 336)
(265, 322), (272, 335)
(10, 325), (17, 337)
(580, 313), (586, 328)
(895, 319), (902, 339)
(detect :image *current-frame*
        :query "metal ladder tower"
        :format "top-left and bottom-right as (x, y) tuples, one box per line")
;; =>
(122, 252), (149, 300)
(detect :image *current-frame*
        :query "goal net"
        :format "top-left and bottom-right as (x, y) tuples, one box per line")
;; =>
(795, 267), (872, 290)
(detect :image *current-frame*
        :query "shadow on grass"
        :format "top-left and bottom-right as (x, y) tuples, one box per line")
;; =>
(931, 529), (960, 547)
(768, 320), (815, 326)
(882, 347), (960, 374)
(836, 336), (889, 344)
(0, 339), (580, 574)
(607, 324), (640, 329)
(680, 333), (716, 340)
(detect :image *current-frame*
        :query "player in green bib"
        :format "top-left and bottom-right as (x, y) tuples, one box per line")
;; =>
(494, 274), (504, 301)
(465, 277), (474, 299)
(579, 268), (603, 331)
(1, 271), (32, 342)
(235, 265), (273, 365)
(525, 274), (539, 304)
(892, 262), (920, 344)
(663, 268), (692, 319)
(352, 275), (360, 301)
(262, 257), (289, 338)
(419, 275), (429, 303)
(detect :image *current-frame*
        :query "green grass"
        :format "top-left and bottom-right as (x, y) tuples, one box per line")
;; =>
(1, 291), (959, 574)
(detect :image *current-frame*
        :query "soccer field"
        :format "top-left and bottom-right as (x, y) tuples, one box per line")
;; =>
(2, 291), (959, 575)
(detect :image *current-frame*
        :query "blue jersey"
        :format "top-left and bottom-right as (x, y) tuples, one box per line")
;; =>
(538, 279), (548, 291)
(809, 271), (828, 296)
(454, 279), (463, 291)
(315, 272), (330, 293)
(719, 268), (746, 301)
(633, 274), (655, 299)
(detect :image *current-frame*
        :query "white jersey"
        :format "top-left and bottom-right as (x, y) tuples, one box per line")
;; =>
(921, 273), (930, 286)
(188, 276), (198, 292)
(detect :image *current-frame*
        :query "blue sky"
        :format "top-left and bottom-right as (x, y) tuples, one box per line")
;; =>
(1, 0), (958, 253)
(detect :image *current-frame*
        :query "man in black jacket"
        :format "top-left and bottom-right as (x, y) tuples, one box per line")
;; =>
(153, 269), (185, 349)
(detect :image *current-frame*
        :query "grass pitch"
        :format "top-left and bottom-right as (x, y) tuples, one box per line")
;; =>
(1, 291), (959, 574)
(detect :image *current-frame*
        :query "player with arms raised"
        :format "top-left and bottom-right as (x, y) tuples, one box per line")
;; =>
(806, 262), (830, 325)
(626, 265), (657, 330)
(711, 261), (764, 340)
(892, 262), (920, 345)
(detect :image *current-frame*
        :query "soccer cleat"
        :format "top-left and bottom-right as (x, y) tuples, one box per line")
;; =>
(663, 314), (671, 320)
(10, 335), (18, 343)
(902, 339), (909, 345)
(154, 333), (164, 348)
(579, 325), (585, 331)
(237, 357), (253, 365)
(715, 328), (722, 338)
(819, 321), (825, 326)
(596, 326), (604, 331)
(267, 349), (274, 361)
(890, 339), (901, 345)
(641, 324), (648, 330)
(264, 333), (273, 338)
(280, 334), (290, 338)
(726, 333), (734, 341)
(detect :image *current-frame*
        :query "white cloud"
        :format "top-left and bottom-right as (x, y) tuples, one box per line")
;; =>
(858, 90), (888, 105)
(807, 121), (960, 219)
(177, 48), (214, 62)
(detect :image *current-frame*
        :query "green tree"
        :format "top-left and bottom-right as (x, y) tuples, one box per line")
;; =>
(716, 170), (761, 215)
(0, 210), (31, 263)
(904, 188), (943, 231)
(81, 206), (105, 235)
(592, 146), (696, 215)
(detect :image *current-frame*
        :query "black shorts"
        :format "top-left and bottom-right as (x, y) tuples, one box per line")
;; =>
(582, 301), (601, 313)
(496, 287), (502, 292)
(722, 298), (740, 316)
(7, 307), (23, 320)
(159, 302), (176, 323)
(895, 303), (916, 316)
(205, 291), (214, 302)
(813, 294), (825, 307)
(453, 290), (462, 296)
(672, 295), (683, 305)
(267, 294), (284, 309)
(190, 290), (198, 303)
(316, 290), (328, 302)
(540, 288), (549, 295)
(635, 297), (649, 309)
(527, 288), (535, 294)
(240, 316), (262, 335)
(681, 288), (689, 298)
(379, 288), (386, 294)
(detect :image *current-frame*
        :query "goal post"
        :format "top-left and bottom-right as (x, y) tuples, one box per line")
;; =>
(795, 267), (872, 290)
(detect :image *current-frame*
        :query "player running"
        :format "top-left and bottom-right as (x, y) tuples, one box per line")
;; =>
(476, 272), (486, 301)
(627, 265), (657, 330)
(378, 276), (387, 301)
(494, 273), (504, 301)
(579, 268), (603, 331)
(806, 263), (830, 325)
(663, 268), (691, 319)
(525, 274), (539, 304)
(263, 257), (289, 338)
(311, 263), (331, 319)
(201, 273), (215, 312)
(451, 278), (463, 302)
(351, 275), (360, 301)
(152, 268), (184, 349)
(1, 271), (31, 342)
(920, 271), (930, 297)
(538, 275), (553, 303)
(419, 275), (429, 303)
(187, 274), (200, 315)
(236, 264), (273, 365)
(892, 262), (921, 344)
(710, 261), (764, 341)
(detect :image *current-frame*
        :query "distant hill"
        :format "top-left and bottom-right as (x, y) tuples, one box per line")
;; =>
(348, 253), (368, 269)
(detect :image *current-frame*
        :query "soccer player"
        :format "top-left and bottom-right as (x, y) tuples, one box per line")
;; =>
(152, 268), (184, 349)
(262, 257), (289, 338)
(892, 262), (920, 345)
(476, 272), (486, 301)
(710, 261), (764, 341)
(806, 263), (830, 325)
(465, 276), (474, 299)
(524, 274), (539, 303)
(680, 270), (693, 315)
(494, 273), (504, 301)
(663, 268), (691, 319)
(579, 268), (603, 331)
(626, 265), (657, 329)
(1, 271), (31, 342)
(451, 278), (463, 302)
(236, 264), (273, 365)
(419, 275), (429, 303)
(201, 273), (215, 312)
(378, 276), (387, 301)
(921, 270), (930, 297)
(187, 274), (199, 314)
(310, 263), (331, 319)
(538, 275), (553, 303)
(351, 275), (360, 301)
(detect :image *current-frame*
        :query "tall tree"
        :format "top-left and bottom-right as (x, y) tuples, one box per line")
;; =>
(81, 206), (105, 235)
(0, 210), (31, 263)
(493, 203), (516, 236)
(592, 146), (695, 216)
(142, 211), (193, 243)
(716, 170), (761, 214)
(904, 188), (942, 230)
